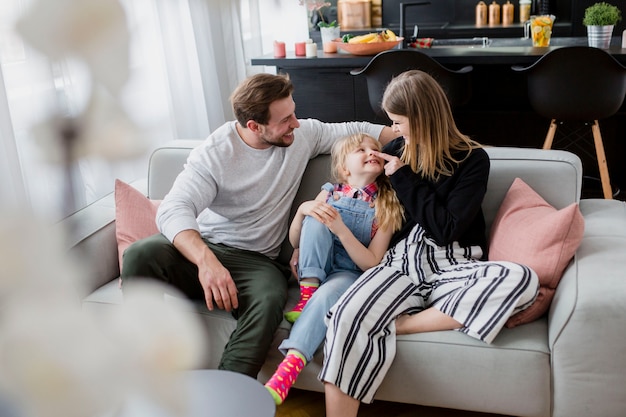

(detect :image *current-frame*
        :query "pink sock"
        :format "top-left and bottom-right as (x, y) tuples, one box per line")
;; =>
(264, 350), (306, 405)
(284, 281), (319, 323)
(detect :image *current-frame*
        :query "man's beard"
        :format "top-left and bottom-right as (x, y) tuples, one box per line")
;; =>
(261, 131), (294, 148)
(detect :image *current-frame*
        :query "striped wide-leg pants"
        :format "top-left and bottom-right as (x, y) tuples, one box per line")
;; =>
(319, 224), (539, 403)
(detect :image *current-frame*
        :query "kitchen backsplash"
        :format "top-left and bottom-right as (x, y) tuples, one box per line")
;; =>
(315, 0), (623, 37)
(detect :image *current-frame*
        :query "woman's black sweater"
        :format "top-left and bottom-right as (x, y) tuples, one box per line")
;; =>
(383, 138), (490, 254)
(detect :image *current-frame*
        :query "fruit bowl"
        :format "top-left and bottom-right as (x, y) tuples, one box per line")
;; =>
(333, 37), (404, 56)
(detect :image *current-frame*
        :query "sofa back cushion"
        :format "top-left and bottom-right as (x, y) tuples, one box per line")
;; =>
(146, 142), (583, 264)
(482, 147), (582, 233)
(147, 139), (205, 200)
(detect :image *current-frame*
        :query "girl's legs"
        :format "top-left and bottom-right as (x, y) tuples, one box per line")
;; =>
(266, 272), (359, 404)
(281, 272), (359, 360)
(286, 216), (334, 323)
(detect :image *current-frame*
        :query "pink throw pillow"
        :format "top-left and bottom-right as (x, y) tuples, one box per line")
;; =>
(488, 178), (584, 328)
(114, 179), (161, 272)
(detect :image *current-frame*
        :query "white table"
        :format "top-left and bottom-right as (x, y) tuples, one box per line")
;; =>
(112, 369), (276, 417)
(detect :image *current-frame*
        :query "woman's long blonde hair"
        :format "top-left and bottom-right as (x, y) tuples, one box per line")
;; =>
(331, 133), (404, 233)
(381, 70), (482, 181)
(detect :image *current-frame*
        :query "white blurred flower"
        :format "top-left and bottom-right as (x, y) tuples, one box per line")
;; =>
(32, 88), (147, 163)
(0, 307), (127, 417)
(100, 281), (209, 416)
(0, 217), (208, 417)
(15, 0), (130, 96)
(0, 214), (120, 417)
(0, 212), (84, 303)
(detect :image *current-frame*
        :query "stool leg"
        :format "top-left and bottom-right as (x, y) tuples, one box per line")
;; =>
(591, 120), (613, 200)
(543, 119), (557, 149)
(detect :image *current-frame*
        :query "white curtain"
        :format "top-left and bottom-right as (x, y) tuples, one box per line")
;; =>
(0, 0), (306, 220)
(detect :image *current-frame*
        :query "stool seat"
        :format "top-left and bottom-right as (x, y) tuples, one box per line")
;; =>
(350, 49), (473, 117)
(513, 46), (626, 199)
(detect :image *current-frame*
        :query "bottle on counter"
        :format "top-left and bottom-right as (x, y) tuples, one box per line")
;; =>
(489, 1), (501, 26)
(502, 1), (514, 25)
(476, 1), (488, 26)
(519, 0), (531, 22)
(371, 0), (382, 27)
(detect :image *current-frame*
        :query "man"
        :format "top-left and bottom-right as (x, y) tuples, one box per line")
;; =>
(122, 73), (395, 378)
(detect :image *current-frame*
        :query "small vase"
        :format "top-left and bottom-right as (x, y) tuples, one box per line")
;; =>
(320, 26), (341, 53)
(587, 25), (614, 49)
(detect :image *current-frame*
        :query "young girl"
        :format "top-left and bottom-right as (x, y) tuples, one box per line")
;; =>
(264, 133), (404, 405)
(320, 71), (539, 417)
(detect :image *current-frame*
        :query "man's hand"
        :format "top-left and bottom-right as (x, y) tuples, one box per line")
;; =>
(372, 151), (404, 176)
(172, 230), (239, 312)
(198, 260), (238, 312)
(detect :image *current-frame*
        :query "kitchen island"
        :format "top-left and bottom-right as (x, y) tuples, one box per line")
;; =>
(251, 37), (626, 196)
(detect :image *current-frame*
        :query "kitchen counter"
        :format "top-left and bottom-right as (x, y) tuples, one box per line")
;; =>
(251, 37), (626, 68)
(251, 36), (626, 195)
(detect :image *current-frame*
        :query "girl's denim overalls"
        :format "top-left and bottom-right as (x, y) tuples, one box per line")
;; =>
(279, 182), (378, 360)
(298, 182), (376, 283)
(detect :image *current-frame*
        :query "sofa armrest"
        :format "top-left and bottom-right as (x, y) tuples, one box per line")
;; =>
(58, 179), (147, 297)
(548, 199), (626, 417)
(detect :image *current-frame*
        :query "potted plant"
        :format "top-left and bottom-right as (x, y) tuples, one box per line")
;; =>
(582, 2), (622, 48)
(318, 20), (341, 53)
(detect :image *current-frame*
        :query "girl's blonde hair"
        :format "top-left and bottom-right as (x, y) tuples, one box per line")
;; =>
(330, 133), (404, 233)
(381, 70), (482, 181)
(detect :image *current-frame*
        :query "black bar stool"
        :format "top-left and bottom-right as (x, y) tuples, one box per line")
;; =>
(512, 46), (626, 199)
(350, 49), (473, 117)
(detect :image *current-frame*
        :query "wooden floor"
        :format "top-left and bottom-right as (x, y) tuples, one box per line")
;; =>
(275, 388), (509, 417)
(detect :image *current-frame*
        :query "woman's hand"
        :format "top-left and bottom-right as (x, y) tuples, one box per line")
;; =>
(372, 151), (404, 176)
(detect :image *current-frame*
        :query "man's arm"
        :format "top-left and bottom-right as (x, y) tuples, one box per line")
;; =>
(377, 126), (397, 145)
(172, 229), (238, 312)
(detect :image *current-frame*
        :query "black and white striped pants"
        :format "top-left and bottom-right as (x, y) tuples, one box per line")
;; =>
(319, 224), (539, 403)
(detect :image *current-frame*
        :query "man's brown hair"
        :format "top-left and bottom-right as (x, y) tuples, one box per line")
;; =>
(230, 73), (294, 126)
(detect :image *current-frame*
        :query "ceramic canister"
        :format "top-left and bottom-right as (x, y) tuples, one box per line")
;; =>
(489, 1), (501, 25)
(503, 1), (514, 25)
(476, 1), (488, 26)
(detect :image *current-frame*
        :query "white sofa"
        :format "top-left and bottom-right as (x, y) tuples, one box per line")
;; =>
(70, 140), (626, 417)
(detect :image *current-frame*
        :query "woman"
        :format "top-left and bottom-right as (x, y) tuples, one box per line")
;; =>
(319, 70), (539, 417)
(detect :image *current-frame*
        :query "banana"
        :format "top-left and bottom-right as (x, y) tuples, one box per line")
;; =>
(348, 33), (379, 44)
(346, 30), (398, 44)
(382, 29), (397, 41)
